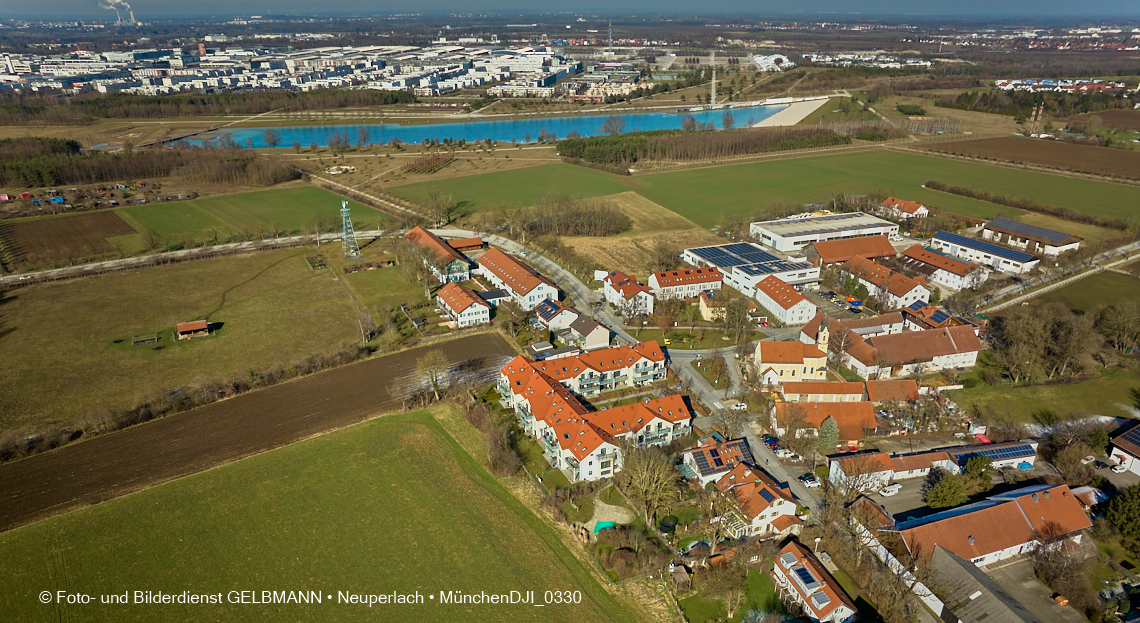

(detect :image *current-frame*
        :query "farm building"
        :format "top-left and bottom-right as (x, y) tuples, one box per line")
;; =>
(404, 226), (471, 283)
(753, 275), (818, 325)
(683, 242), (820, 293)
(772, 542), (857, 623)
(899, 245), (989, 291)
(837, 324), (982, 379)
(980, 218), (1080, 256)
(780, 381), (865, 403)
(805, 235), (898, 267)
(841, 256), (930, 310)
(436, 283), (490, 328)
(749, 212), (898, 253)
(931, 231), (1040, 275)
(648, 267), (722, 300)
(864, 379), (920, 403)
(880, 197), (929, 219)
(772, 401), (877, 447)
(475, 248), (559, 311)
(447, 236), (484, 252)
(175, 320), (210, 340)
(799, 311), (905, 346)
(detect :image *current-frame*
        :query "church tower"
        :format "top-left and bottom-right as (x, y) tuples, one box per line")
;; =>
(817, 313), (830, 353)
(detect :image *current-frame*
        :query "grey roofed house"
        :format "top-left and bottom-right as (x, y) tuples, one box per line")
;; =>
(984, 217), (1080, 246)
(929, 545), (1043, 623)
(568, 315), (610, 350)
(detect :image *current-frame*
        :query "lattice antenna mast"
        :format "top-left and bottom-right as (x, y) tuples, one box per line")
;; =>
(340, 199), (360, 258)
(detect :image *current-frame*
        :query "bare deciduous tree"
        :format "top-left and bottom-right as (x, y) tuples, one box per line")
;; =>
(415, 349), (450, 402)
(615, 444), (675, 527)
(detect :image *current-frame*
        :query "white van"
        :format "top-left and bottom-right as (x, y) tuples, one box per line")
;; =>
(879, 484), (901, 497)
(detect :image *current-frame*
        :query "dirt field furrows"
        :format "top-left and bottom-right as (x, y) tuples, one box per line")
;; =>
(0, 210), (136, 261)
(1068, 109), (1140, 132)
(0, 333), (516, 532)
(919, 136), (1140, 180)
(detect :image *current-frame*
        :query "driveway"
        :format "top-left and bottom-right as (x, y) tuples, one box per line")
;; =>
(985, 559), (1087, 623)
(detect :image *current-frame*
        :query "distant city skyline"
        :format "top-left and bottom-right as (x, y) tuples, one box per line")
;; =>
(6, 0), (1140, 20)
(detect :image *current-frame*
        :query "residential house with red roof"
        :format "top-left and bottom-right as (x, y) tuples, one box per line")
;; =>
(648, 267), (722, 300)
(772, 401), (878, 448)
(753, 341), (828, 386)
(476, 248), (560, 310)
(602, 271), (655, 316)
(772, 542), (857, 623)
(498, 345), (691, 482)
(842, 256), (930, 310)
(534, 298), (579, 331)
(754, 275), (818, 325)
(435, 283), (490, 327)
(678, 433), (755, 486)
(883, 484), (1092, 567)
(881, 197), (929, 219)
(805, 235), (899, 267)
(404, 226), (471, 283)
(714, 463), (802, 539)
(838, 324), (982, 379)
(799, 311), (905, 346)
(899, 245), (989, 291)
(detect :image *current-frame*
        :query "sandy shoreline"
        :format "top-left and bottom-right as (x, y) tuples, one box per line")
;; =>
(753, 98), (833, 127)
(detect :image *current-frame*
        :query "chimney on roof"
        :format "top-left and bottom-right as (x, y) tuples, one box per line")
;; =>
(1032, 494), (1039, 502)
(968, 536), (975, 545)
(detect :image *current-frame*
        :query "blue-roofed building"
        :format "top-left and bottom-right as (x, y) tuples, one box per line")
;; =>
(931, 231), (1040, 275)
(682, 242), (821, 295)
(944, 440), (1039, 470)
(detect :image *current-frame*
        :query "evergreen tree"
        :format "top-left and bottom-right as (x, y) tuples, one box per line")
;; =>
(817, 417), (839, 455)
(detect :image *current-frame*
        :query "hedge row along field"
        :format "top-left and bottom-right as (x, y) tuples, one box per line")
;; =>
(924, 180), (1139, 231)
(556, 127), (852, 165)
(921, 136), (1140, 180)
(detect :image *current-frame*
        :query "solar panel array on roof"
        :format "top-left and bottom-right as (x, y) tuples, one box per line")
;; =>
(736, 260), (815, 276)
(908, 300), (927, 311)
(988, 217), (1073, 245)
(1119, 425), (1140, 448)
(690, 246), (748, 268)
(724, 243), (779, 264)
(759, 489), (776, 503)
(950, 443), (1035, 466)
(689, 243), (778, 268)
(794, 566), (821, 590)
(930, 309), (951, 323)
(693, 453), (711, 473)
(934, 231), (1036, 263)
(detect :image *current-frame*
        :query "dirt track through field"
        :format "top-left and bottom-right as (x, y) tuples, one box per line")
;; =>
(0, 333), (516, 532)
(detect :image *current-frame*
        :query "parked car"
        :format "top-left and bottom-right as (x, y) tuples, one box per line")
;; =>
(1095, 461), (1109, 470)
(775, 448), (797, 459)
(1081, 455), (1097, 465)
(761, 434), (776, 444)
(765, 438), (780, 448)
(731, 402), (748, 411)
(798, 473), (821, 488)
(879, 484), (902, 497)
(1113, 464), (1128, 474)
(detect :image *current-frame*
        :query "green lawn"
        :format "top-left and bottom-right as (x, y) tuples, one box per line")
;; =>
(386, 151), (1140, 228)
(0, 248), (360, 433)
(948, 366), (1140, 421)
(678, 570), (785, 623)
(117, 186), (397, 242)
(1035, 271), (1140, 313)
(0, 410), (634, 622)
(692, 359), (731, 390)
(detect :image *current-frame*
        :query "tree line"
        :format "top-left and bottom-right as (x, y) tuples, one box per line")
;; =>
(0, 89), (416, 125)
(934, 89), (1136, 120)
(556, 126), (850, 165)
(0, 137), (298, 188)
(924, 180), (1139, 231)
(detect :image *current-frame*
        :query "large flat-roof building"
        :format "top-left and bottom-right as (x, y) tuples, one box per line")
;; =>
(750, 212), (899, 253)
(682, 242), (820, 293)
(931, 231), (1040, 275)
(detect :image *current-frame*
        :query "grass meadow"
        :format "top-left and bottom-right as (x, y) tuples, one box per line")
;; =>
(387, 151), (1140, 228)
(1034, 271), (1140, 313)
(0, 409), (635, 623)
(114, 185), (398, 244)
(0, 247), (360, 433)
(948, 365), (1140, 421)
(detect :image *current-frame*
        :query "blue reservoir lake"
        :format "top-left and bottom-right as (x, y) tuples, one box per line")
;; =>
(223, 102), (786, 148)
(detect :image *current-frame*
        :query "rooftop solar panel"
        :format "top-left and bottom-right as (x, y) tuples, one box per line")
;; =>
(931, 310), (951, 323)
(988, 217), (1073, 245)
(934, 231), (1036, 263)
(709, 448), (720, 458)
(794, 566), (820, 589)
(908, 300), (928, 311)
(759, 489), (776, 503)
(713, 458), (724, 468)
(1120, 425), (1140, 447)
(693, 454), (711, 472)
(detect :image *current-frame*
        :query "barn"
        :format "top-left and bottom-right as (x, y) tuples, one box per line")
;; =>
(175, 320), (211, 340)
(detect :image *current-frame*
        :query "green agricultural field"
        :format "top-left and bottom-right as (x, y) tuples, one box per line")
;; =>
(949, 366), (1140, 420)
(1035, 271), (1140, 313)
(388, 151), (1140, 228)
(0, 410), (635, 623)
(117, 185), (397, 242)
(0, 248), (360, 433)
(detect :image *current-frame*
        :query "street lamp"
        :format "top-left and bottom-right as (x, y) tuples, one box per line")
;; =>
(814, 537), (821, 554)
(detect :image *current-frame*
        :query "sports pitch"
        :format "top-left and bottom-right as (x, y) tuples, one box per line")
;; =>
(388, 150), (1140, 228)
(0, 410), (634, 623)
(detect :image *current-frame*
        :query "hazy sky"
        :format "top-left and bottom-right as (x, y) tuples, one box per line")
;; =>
(9, 0), (1140, 19)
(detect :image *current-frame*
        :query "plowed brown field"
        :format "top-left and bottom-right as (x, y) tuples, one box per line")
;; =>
(0, 210), (136, 261)
(0, 332), (516, 532)
(1071, 109), (1140, 131)
(920, 136), (1140, 180)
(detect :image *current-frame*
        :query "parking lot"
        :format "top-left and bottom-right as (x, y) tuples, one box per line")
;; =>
(986, 559), (1087, 623)
(803, 289), (860, 320)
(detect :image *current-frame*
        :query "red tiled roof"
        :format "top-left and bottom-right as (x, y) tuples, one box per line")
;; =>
(176, 320), (208, 333)
(852, 325), (982, 367)
(775, 542), (856, 619)
(651, 267), (722, 288)
(882, 197), (926, 214)
(478, 248), (552, 296)
(775, 402), (877, 441)
(844, 256), (927, 299)
(756, 275), (810, 311)
(890, 451), (949, 472)
(436, 282), (487, 314)
(716, 463), (796, 521)
(405, 226), (466, 265)
(901, 245), (979, 277)
(780, 381), (864, 397)
(757, 341), (825, 364)
(864, 379), (920, 402)
(801, 311), (904, 343)
(447, 236), (483, 250)
(809, 235), (898, 264)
